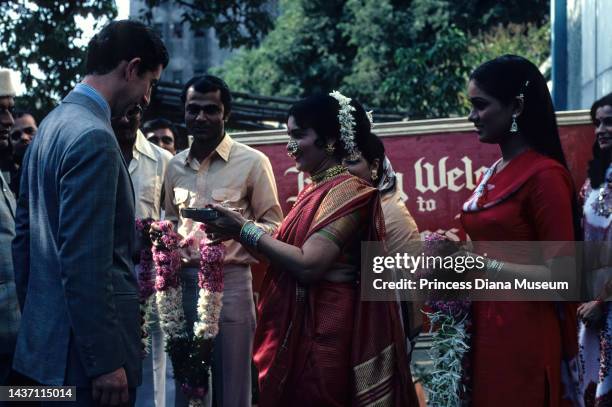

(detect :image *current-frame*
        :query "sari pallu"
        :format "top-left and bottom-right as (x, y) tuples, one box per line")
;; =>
(253, 174), (417, 407)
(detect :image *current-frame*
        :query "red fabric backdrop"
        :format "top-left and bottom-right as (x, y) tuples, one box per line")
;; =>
(248, 124), (595, 291)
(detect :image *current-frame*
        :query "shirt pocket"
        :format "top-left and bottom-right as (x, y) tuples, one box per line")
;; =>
(211, 188), (243, 205)
(139, 177), (159, 206)
(173, 187), (191, 207)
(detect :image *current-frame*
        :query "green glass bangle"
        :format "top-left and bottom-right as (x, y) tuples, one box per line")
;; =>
(240, 221), (265, 248)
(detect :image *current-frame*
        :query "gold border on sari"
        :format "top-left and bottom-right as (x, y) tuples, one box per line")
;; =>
(310, 178), (375, 233)
(353, 343), (396, 407)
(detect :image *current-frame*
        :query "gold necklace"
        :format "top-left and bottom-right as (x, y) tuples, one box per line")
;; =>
(310, 165), (347, 184)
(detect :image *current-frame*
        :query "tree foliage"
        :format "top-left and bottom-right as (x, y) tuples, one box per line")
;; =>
(0, 1), (116, 119)
(216, 0), (551, 119)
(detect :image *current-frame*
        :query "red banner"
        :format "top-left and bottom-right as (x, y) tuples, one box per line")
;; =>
(239, 113), (594, 238)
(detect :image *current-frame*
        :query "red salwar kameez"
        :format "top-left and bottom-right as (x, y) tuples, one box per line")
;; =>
(461, 149), (580, 406)
(253, 173), (418, 407)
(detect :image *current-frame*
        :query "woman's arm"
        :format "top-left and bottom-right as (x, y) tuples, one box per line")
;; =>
(256, 233), (340, 285)
(204, 204), (349, 285)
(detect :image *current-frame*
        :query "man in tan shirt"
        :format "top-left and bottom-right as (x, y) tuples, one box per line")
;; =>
(164, 75), (282, 407)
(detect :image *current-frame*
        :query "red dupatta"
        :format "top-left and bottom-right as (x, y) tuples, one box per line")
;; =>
(253, 173), (417, 406)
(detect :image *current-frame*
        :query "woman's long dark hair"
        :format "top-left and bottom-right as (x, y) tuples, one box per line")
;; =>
(470, 55), (567, 168)
(588, 93), (612, 188)
(470, 55), (582, 240)
(355, 132), (385, 181)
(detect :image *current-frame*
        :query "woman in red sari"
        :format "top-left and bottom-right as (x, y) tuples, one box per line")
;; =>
(204, 93), (417, 406)
(462, 55), (581, 406)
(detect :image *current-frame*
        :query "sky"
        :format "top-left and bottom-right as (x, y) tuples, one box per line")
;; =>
(116, 0), (129, 19)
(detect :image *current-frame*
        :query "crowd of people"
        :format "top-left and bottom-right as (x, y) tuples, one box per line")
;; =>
(0, 18), (610, 407)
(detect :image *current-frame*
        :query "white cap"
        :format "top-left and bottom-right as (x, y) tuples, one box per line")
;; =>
(0, 69), (17, 97)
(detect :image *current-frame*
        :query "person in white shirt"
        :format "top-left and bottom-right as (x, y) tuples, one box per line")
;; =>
(112, 106), (173, 407)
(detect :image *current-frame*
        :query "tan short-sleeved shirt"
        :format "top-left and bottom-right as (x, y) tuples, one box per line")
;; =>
(130, 130), (172, 220)
(381, 187), (420, 254)
(164, 134), (283, 265)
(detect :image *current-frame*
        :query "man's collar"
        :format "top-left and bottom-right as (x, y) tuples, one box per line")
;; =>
(132, 129), (158, 161)
(185, 134), (233, 167)
(215, 133), (233, 162)
(72, 83), (111, 121)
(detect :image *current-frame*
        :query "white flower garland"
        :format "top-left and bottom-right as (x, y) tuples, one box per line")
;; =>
(329, 90), (360, 160)
(151, 221), (224, 406)
(156, 286), (189, 340)
(424, 309), (471, 406)
(141, 295), (156, 353)
(194, 289), (223, 339)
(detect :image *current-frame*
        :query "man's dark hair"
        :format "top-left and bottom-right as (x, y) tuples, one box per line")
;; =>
(142, 118), (177, 138)
(180, 75), (232, 119)
(86, 20), (169, 75)
(13, 110), (35, 121)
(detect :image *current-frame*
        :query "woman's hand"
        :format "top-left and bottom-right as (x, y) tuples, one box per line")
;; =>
(202, 203), (249, 242)
(578, 301), (605, 329)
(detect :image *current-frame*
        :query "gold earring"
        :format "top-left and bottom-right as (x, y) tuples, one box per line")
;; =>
(371, 169), (378, 182)
(325, 143), (335, 155)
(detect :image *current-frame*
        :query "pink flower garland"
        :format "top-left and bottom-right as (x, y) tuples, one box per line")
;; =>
(151, 220), (225, 406)
(194, 239), (225, 340)
(199, 242), (225, 292)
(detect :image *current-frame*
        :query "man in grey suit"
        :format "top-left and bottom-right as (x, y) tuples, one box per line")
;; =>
(0, 69), (19, 386)
(12, 20), (168, 406)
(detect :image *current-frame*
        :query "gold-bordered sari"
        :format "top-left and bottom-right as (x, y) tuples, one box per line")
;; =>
(253, 173), (418, 406)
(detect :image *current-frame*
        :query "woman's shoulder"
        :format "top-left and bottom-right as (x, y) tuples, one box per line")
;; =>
(381, 188), (420, 243)
(508, 150), (571, 190)
(324, 174), (377, 200)
(522, 150), (568, 173)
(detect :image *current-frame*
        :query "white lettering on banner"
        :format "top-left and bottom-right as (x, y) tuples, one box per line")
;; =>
(396, 172), (409, 202)
(447, 167), (465, 192)
(416, 196), (436, 212)
(286, 166), (411, 205)
(414, 156), (487, 194)
(285, 157), (488, 214)
(414, 157), (446, 193)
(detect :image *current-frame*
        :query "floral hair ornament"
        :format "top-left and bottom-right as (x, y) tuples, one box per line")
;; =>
(329, 90), (361, 161)
(366, 110), (374, 127)
(518, 80), (529, 101)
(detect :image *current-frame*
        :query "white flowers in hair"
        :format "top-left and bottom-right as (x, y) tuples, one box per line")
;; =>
(329, 90), (361, 160)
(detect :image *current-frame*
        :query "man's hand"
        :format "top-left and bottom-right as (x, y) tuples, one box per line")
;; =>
(578, 301), (605, 329)
(92, 367), (129, 406)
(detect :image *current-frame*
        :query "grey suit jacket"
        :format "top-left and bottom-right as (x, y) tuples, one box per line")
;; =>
(12, 90), (141, 386)
(0, 171), (19, 355)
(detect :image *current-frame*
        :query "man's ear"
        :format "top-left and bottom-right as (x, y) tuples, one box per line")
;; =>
(124, 58), (142, 81)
